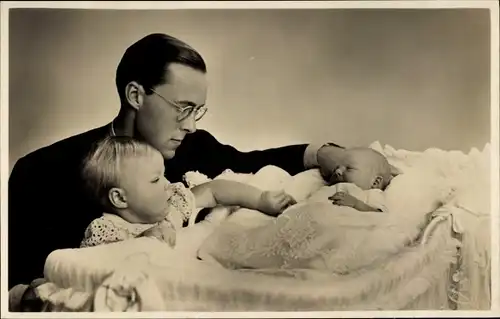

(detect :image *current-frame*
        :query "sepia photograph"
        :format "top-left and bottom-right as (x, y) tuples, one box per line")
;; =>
(1, 0), (498, 317)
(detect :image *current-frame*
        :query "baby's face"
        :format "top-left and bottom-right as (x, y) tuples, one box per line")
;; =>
(117, 151), (172, 223)
(329, 148), (387, 190)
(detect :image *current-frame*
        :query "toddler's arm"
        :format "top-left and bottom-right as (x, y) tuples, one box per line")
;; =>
(192, 180), (296, 216)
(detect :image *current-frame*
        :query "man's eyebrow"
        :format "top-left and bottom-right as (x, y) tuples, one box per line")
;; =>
(175, 100), (205, 107)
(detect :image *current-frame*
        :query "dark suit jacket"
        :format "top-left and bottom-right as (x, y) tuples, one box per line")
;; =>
(8, 124), (310, 288)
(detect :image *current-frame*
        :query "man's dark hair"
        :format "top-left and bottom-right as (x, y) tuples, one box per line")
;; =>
(115, 33), (207, 102)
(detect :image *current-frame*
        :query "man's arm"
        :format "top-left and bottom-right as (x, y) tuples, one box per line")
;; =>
(8, 126), (115, 290)
(304, 142), (346, 180)
(8, 152), (88, 289)
(176, 130), (345, 179)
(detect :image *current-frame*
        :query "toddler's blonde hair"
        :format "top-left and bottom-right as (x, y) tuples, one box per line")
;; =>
(82, 136), (159, 210)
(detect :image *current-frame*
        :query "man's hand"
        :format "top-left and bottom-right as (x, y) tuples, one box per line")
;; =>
(329, 192), (359, 208)
(317, 144), (347, 182)
(258, 190), (297, 216)
(139, 220), (176, 247)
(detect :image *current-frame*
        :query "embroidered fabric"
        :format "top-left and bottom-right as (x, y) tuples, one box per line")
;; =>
(165, 182), (197, 227)
(93, 267), (166, 312)
(200, 201), (389, 272)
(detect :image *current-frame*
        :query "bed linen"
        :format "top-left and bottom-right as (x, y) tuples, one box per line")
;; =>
(34, 141), (491, 311)
(38, 218), (457, 311)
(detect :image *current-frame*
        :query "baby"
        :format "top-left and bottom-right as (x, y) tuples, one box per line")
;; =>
(79, 136), (296, 248)
(322, 147), (392, 212)
(197, 148), (397, 271)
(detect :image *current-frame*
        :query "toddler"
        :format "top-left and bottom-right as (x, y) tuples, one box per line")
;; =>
(322, 147), (393, 212)
(79, 136), (296, 248)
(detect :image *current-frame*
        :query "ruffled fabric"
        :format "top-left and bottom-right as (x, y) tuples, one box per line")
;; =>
(93, 268), (166, 312)
(37, 262), (166, 312)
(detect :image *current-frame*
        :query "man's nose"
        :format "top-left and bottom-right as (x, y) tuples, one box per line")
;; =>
(180, 113), (196, 133)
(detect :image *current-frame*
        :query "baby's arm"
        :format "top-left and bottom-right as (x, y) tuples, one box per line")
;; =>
(352, 198), (383, 212)
(329, 192), (383, 212)
(191, 180), (296, 216)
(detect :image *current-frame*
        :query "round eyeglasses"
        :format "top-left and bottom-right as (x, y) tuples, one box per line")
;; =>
(149, 88), (208, 122)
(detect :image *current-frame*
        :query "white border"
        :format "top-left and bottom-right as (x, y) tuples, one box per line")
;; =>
(1, 0), (10, 317)
(1, 1), (498, 318)
(2, 310), (500, 319)
(490, 0), (500, 313)
(0, 0), (498, 10)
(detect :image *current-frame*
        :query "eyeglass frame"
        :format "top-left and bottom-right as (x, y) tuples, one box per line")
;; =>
(149, 88), (208, 122)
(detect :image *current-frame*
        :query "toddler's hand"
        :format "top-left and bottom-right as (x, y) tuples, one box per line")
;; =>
(259, 190), (297, 216)
(329, 192), (359, 208)
(139, 220), (176, 247)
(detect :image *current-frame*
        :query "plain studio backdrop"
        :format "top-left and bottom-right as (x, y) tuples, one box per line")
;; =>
(8, 8), (491, 174)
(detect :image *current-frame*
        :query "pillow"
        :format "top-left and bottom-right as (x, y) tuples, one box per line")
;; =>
(215, 169), (254, 184)
(380, 166), (454, 245)
(284, 169), (328, 202)
(244, 166), (293, 191)
(214, 166), (294, 228)
(183, 169), (253, 188)
(369, 141), (423, 174)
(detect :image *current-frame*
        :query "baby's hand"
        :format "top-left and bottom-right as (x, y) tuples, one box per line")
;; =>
(139, 220), (176, 247)
(329, 192), (359, 208)
(259, 190), (297, 216)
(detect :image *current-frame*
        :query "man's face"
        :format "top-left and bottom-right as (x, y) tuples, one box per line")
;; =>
(136, 63), (208, 159)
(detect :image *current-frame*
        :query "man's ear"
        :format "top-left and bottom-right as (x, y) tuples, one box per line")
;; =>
(124, 81), (145, 111)
(108, 187), (128, 209)
(371, 176), (383, 189)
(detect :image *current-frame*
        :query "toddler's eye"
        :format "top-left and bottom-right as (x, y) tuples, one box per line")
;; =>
(152, 177), (160, 183)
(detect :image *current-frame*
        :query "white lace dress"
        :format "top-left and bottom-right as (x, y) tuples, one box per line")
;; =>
(80, 183), (196, 248)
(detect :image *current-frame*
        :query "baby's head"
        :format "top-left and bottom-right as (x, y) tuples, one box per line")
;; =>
(329, 147), (392, 190)
(82, 136), (170, 224)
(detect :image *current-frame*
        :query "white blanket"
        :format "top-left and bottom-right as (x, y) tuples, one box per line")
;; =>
(198, 142), (491, 279)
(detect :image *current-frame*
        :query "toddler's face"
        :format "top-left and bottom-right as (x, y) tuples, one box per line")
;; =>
(329, 148), (387, 190)
(118, 151), (172, 223)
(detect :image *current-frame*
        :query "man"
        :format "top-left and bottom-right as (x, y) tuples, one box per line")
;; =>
(8, 33), (357, 293)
